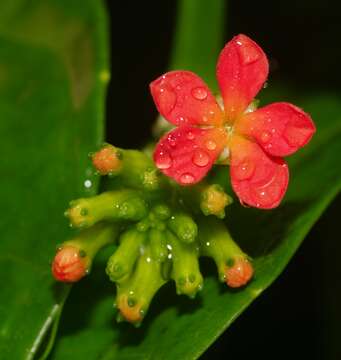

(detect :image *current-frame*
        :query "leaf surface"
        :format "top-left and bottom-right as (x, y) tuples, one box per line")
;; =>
(0, 1), (109, 359)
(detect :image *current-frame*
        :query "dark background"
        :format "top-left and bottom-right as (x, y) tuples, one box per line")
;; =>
(105, 1), (341, 359)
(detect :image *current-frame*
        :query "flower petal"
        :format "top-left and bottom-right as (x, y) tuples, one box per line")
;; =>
(150, 71), (224, 127)
(216, 34), (269, 121)
(236, 102), (316, 156)
(154, 125), (227, 185)
(230, 136), (289, 209)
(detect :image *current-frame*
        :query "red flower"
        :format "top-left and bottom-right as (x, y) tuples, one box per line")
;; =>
(151, 34), (315, 209)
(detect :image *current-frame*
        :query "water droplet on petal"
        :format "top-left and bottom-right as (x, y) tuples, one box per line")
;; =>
(234, 160), (255, 180)
(158, 86), (176, 115)
(283, 125), (311, 147)
(176, 116), (187, 124)
(167, 133), (177, 147)
(205, 140), (217, 150)
(156, 151), (172, 169)
(237, 43), (260, 65)
(180, 173), (195, 184)
(191, 87), (208, 100)
(260, 131), (272, 143)
(187, 132), (195, 140)
(192, 149), (210, 167)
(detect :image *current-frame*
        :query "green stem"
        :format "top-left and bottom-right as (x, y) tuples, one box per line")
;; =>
(167, 230), (203, 297)
(66, 189), (148, 227)
(197, 216), (247, 282)
(168, 210), (198, 244)
(65, 222), (120, 261)
(116, 245), (166, 325)
(106, 227), (146, 283)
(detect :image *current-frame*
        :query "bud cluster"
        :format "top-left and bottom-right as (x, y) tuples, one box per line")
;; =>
(52, 144), (253, 325)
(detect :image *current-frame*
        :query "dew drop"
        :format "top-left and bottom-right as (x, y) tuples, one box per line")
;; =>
(157, 85), (176, 114)
(234, 160), (255, 180)
(237, 43), (260, 65)
(191, 87), (208, 100)
(259, 190), (266, 197)
(260, 131), (272, 143)
(205, 140), (217, 150)
(283, 125), (310, 147)
(192, 149), (209, 167)
(167, 134), (177, 147)
(84, 179), (92, 188)
(180, 173), (195, 184)
(186, 131), (195, 140)
(176, 116), (186, 124)
(155, 151), (172, 169)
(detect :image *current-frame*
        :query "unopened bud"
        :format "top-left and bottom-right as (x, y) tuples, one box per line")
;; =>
(200, 184), (232, 218)
(92, 145), (122, 175)
(225, 257), (254, 288)
(52, 245), (88, 282)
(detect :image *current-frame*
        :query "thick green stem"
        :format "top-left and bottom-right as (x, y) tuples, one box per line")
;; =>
(197, 216), (247, 282)
(53, 223), (120, 282)
(167, 230), (203, 297)
(116, 245), (166, 325)
(106, 227), (146, 283)
(66, 189), (148, 228)
(64, 222), (120, 261)
(168, 211), (198, 244)
(149, 228), (168, 262)
(95, 145), (167, 191)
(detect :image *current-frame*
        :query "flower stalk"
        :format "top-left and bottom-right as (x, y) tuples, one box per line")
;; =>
(52, 222), (120, 282)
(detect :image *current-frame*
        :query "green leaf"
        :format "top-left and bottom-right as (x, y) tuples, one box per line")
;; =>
(169, 0), (225, 90)
(0, 1), (109, 359)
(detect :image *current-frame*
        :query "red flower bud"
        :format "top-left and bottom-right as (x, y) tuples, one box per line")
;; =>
(52, 245), (88, 282)
(225, 257), (253, 288)
(92, 145), (122, 175)
(117, 294), (143, 323)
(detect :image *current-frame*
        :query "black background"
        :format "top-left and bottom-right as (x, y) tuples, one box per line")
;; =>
(105, 1), (341, 359)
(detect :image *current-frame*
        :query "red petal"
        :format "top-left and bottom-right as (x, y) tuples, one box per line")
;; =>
(236, 102), (316, 156)
(154, 125), (227, 185)
(216, 34), (269, 121)
(150, 71), (223, 126)
(230, 136), (289, 209)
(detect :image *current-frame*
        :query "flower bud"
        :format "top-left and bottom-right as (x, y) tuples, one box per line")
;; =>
(200, 184), (232, 218)
(52, 223), (120, 283)
(92, 145), (122, 175)
(52, 245), (88, 282)
(225, 257), (253, 288)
